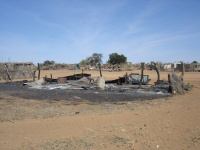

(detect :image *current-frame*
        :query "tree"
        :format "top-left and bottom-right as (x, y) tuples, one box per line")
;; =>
(42, 60), (55, 70)
(80, 59), (89, 65)
(87, 53), (103, 66)
(192, 61), (198, 64)
(80, 53), (103, 76)
(43, 60), (55, 66)
(107, 53), (127, 65)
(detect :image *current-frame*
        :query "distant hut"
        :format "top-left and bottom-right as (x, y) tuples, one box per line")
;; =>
(190, 62), (200, 72)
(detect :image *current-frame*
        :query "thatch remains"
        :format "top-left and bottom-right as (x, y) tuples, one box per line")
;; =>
(0, 62), (36, 81)
(168, 72), (192, 94)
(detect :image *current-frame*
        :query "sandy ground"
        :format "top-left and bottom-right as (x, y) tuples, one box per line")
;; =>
(0, 70), (200, 150)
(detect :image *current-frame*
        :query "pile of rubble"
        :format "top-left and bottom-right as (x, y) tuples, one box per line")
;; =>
(24, 73), (152, 91)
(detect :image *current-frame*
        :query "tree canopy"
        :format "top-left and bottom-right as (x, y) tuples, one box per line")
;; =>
(192, 61), (198, 64)
(107, 53), (127, 65)
(80, 59), (89, 65)
(43, 60), (55, 66)
(80, 53), (103, 66)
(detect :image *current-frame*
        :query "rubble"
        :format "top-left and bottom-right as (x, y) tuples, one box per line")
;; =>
(0, 82), (171, 102)
(168, 72), (193, 94)
(4, 69), (192, 101)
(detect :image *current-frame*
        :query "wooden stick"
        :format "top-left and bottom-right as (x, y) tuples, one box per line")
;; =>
(181, 61), (185, 81)
(99, 62), (102, 77)
(153, 63), (160, 82)
(140, 62), (145, 88)
(50, 74), (52, 83)
(33, 71), (36, 81)
(125, 72), (128, 84)
(168, 74), (172, 93)
(38, 63), (40, 80)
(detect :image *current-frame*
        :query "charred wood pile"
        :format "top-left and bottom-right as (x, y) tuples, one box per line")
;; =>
(168, 73), (192, 94)
(167, 62), (192, 94)
(20, 62), (193, 96)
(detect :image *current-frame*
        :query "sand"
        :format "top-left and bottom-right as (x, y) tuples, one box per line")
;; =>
(0, 70), (200, 150)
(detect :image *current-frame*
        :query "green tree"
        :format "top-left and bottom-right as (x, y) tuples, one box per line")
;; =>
(80, 53), (103, 66)
(87, 53), (103, 66)
(107, 53), (127, 65)
(43, 60), (55, 66)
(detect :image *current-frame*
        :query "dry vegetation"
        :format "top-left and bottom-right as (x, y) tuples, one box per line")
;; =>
(0, 70), (200, 150)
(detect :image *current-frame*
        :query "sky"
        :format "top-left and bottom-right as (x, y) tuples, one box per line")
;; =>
(0, 0), (200, 64)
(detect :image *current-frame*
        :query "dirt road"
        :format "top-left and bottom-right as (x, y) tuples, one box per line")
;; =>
(0, 70), (200, 149)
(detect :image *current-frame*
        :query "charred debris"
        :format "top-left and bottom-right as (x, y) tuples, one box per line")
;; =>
(22, 62), (192, 96)
(0, 62), (193, 102)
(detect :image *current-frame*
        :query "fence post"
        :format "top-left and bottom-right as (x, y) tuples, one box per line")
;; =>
(33, 71), (36, 81)
(99, 62), (102, 77)
(50, 74), (52, 83)
(140, 62), (145, 88)
(38, 63), (40, 80)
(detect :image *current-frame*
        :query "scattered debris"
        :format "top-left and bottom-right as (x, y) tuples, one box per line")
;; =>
(129, 73), (151, 85)
(168, 72), (193, 94)
(58, 77), (68, 84)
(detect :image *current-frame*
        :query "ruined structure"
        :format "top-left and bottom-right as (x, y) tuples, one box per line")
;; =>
(0, 62), (35, 80)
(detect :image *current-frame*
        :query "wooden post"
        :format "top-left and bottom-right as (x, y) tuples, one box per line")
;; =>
(50, 74), (52, 83)
(38, 63), (40, 80)
(125, 72), (128, 84)
(140, 62), (145, 88)
(45, 75), (47, 83)
(181, 61), (185, 81)
(118, 78), (120, 85)
(171, 63), (174, 72)
(82, 69), (84, 77)
(168, 74), (172, 93)
(99, 62), (102, 77)
(154, 63), (160, 82)
(33, 71), (36, 81)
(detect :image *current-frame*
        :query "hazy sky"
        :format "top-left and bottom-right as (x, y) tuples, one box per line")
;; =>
(0, 0), (200, 64)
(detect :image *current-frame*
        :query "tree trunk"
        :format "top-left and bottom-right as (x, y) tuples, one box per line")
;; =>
(154, 63), (160, 82)
(99, 63), (102, 77)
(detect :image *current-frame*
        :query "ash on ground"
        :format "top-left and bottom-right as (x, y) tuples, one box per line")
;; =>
(0, 82), (171, 102)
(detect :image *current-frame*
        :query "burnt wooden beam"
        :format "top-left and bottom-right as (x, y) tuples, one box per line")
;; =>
(37, 63), (41, 80)
(168, 74), (172, 93)
(153, 63), (160, 82)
